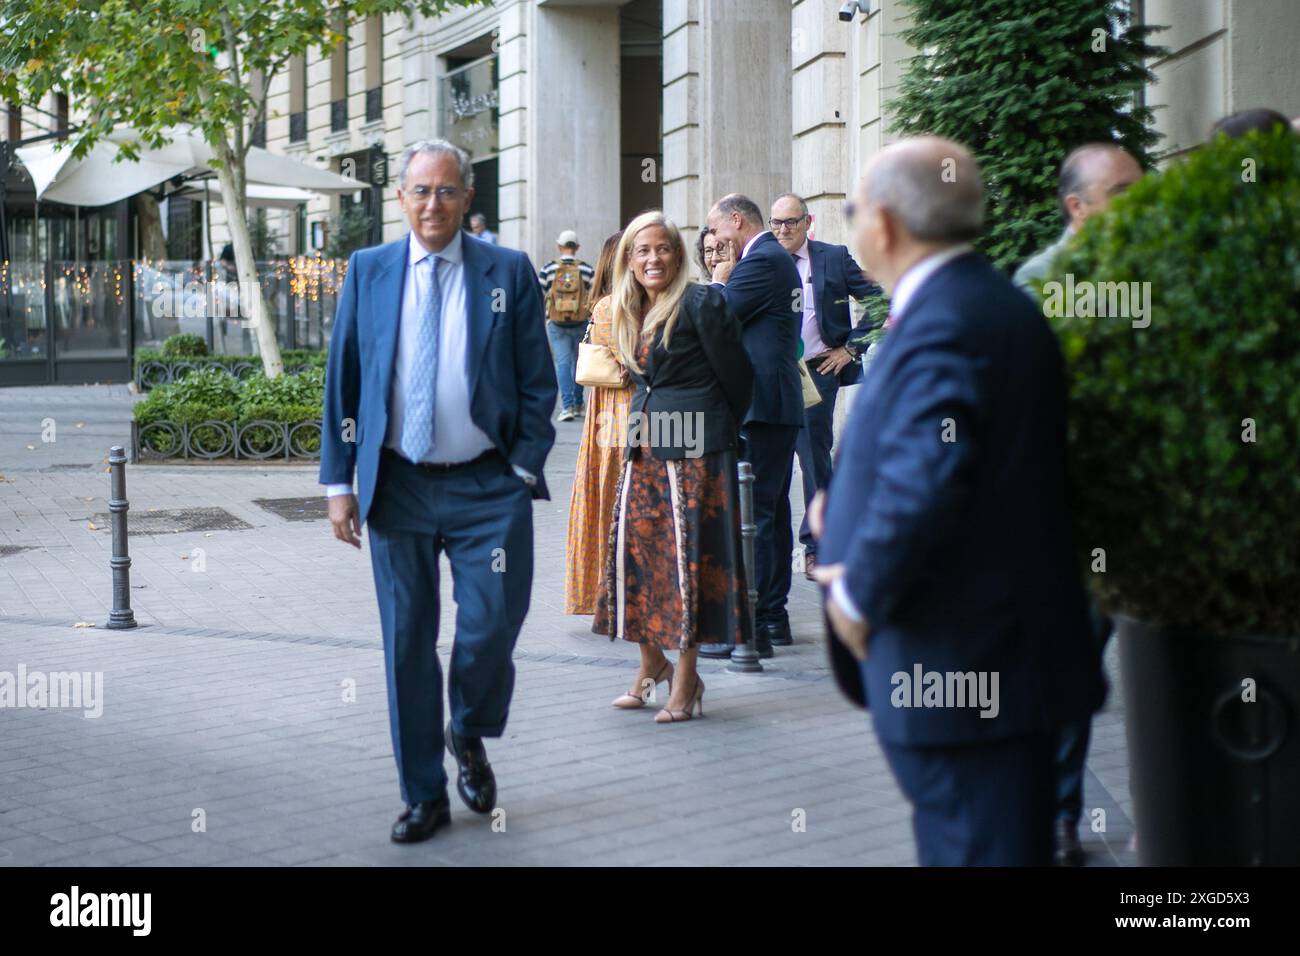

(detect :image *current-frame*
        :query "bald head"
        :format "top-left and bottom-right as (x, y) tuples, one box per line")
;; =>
(862, 136), (984, 243)
(850, 137), (982, 294)
(1058, 144), (1143, 229)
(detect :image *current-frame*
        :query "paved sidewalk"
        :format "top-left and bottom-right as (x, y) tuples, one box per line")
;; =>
(0, 386), (1134, 865)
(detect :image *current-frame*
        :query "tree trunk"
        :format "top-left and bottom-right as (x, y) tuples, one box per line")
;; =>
(213, 145), (284, 378)
(134, 194), (167, 261)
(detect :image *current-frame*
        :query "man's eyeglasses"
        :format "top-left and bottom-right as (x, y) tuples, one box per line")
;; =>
(769, 216), (808, 232)
(407, 185), (465, 203)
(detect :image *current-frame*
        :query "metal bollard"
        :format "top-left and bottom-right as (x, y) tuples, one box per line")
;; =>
(728, 460), (763, 673)
(105, 445), (138, 630)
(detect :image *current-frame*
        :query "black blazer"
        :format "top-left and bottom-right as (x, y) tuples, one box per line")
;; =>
(807, 239), (882, 386)
(625, 283), (754, 461)
(714, 231), (803, 427)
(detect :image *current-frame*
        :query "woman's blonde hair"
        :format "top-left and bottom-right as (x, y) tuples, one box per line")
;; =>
(609, 211), (691, 374)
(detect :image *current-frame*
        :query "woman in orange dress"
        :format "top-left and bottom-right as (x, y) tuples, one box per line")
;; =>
(564, 233), (630, 614)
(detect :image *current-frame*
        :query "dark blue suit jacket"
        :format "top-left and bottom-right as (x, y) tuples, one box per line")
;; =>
(715, 231), (803, 427)
(806, 239), (881, 386)
(819, 252), (1103, 746)
(319, 232), (558, 524)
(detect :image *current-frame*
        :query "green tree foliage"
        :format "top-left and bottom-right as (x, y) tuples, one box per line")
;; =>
(1045, 127), (1300, 637)
(324, 201), (376, 259)
(890, 0), (1165, 270)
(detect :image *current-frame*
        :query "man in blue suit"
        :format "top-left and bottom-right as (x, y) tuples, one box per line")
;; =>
(319, 139), (557, 843)
(811, 137), (1104, 866)
(769, 192), (882, 581)
(699, 194), (804, 659)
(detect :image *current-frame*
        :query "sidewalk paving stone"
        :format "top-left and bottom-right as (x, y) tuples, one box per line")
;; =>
(1, 386), (1134, 866)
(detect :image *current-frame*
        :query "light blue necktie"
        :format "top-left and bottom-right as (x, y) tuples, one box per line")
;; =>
(399, 254), (442, 462)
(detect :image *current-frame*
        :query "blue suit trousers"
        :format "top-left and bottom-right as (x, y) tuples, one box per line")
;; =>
(366, 449), (534, 805)
(880, 733), (1056, 866)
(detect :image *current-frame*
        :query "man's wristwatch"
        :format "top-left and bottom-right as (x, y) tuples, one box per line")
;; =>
(843, 342), (862, 360)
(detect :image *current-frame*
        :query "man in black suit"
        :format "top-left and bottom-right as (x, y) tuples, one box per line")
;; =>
(698, 194), (803, 659)
(769, 192), (881, 581)
(811, 137), (1104, 865)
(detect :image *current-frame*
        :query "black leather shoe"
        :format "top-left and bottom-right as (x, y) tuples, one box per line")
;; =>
(697, 642), (733, 659)
(764, 621), (793, 647)
(1054, 819), (1085, 866)
(753, 627), (775, 659)
(390, 796), (451, 844)
(804, 553), (817, 582)
(446, 721), (497, 814)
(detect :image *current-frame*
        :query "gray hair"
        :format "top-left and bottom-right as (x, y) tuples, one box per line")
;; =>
(772, 192), (809, 216)
(398, 139), (474, 191)
(714, 193), (764, 228)
(865, 139), (983, 242)
(1058, 143), (1125, 222)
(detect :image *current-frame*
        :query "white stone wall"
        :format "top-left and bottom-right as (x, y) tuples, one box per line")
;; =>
(662, 0), (792, 255)
(1146, 0), (1300, 160)
(523, 0), (622, 268)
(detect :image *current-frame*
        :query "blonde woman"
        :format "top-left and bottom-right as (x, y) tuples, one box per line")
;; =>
(591, 212), (755, 722)
(565, 233), (628, 614)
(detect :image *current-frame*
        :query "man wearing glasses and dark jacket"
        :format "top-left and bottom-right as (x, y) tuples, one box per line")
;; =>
(769, 192), (881, 581)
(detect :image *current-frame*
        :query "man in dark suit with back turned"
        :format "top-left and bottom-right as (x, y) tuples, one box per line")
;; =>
(769, 192), (882, 581)
(699, 194), (804, 659)
(320, 139), (557, 843)
(810, 137), (1104, 866)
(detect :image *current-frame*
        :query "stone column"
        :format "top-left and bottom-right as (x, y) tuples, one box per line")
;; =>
(496, 0), (529, 252)
(522, 0), (622, 268)
(791, 0), (851, 247)
(663, 0), (792, 252)
(1146, 0), (1300, 161)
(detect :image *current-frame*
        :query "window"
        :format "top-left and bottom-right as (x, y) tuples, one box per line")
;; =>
(331, 18), (348, 132)
(365, 16), (383, 123)
(289, 55), (307, 142)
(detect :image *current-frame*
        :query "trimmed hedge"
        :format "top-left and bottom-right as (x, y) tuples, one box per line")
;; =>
(159, 333), (209, 358)
(133, 365), (324, 457)
(135, 347), (326, 375)
(1043, 126), (1300, 638)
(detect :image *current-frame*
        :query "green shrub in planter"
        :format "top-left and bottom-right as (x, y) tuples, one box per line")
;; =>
(239, 367), (325, 409)
(1045, 126), (1300, 637)
(133, 364), (323, 458)
(240, 403), (322, 455)
(134, 347), (326, 383)
(159, 333), (209, 358)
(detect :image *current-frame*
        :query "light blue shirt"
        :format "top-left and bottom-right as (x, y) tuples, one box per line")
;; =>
(385, 230), (493, 465)
(326, 230), (517, 498)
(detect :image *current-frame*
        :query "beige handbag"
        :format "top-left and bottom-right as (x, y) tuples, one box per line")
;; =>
(799, 359), (823, 408)
(575, 321), (626, 388)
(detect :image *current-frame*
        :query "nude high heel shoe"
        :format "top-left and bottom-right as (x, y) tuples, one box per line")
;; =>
(611, 660), (674, 709)
(654, 676), (705, 723)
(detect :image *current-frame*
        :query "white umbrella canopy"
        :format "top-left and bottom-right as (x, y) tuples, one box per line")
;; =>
(172, 182), (325, 209)
(14, 123), (367, 206)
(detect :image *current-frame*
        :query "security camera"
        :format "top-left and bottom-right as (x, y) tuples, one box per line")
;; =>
(838, 0), (870, 21)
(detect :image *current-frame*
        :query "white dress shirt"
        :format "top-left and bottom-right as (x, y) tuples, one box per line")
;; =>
(325, 230), (499, 498)
(829, 243), (973, 622)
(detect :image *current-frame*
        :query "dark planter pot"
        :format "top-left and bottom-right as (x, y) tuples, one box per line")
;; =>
(1118, 618), (1300, 865)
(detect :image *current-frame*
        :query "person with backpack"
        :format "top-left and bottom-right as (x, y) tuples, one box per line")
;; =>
(539, 230), (596, 421)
